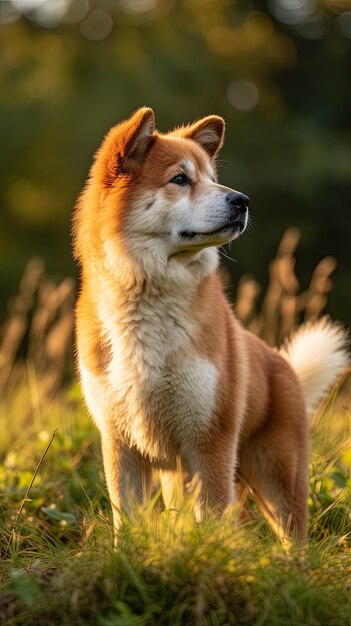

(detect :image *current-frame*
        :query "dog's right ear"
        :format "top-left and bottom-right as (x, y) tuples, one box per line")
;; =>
(96, 107), (155, 185)
(121, 107), (155, 167)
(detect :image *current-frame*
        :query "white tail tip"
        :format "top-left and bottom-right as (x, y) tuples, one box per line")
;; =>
(280, 318), (349, 417)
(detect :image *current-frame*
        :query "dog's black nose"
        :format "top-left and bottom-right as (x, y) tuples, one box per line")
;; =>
(226, 192), (249, 213)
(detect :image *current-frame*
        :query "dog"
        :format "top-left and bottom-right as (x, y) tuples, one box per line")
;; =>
(73, 107), (348, 540)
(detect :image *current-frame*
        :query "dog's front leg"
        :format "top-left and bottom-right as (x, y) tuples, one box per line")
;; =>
(160, 457), (185, 510)
(187, 442), (237, 519)
(100, 433), (151, 540)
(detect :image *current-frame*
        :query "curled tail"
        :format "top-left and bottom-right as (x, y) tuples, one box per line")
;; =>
(280, 318), (349, 416)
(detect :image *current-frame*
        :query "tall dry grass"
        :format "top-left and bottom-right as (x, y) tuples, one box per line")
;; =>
(0, 227), (342, 397)
(235, 227), (338, 345)
(0, 258), (75, 397)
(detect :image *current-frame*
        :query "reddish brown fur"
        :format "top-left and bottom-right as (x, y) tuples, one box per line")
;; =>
(188, 273), (309, 533)
(74, 108), (309, 540)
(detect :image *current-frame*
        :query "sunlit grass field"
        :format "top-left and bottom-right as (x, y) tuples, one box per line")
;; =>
(0, 376), (350, 625)
(0, 231), (350, 625)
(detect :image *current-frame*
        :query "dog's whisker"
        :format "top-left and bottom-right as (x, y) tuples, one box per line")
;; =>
(219, 246), (237, 262)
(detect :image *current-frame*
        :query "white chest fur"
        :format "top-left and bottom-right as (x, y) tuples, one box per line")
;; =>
(81, 277), (218, 462)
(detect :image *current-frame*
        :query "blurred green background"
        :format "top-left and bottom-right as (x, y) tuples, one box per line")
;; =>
(0, 0), (350, 322)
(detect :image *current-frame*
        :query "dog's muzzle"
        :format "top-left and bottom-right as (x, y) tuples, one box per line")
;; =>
(179, 190), (249, 240)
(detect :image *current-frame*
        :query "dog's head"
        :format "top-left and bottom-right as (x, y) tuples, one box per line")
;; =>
(74, 108), (248, 279)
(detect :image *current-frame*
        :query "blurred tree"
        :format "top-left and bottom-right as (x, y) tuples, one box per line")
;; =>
(0, 0), (350, 322)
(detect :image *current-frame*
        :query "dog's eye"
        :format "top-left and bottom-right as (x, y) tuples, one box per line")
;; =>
(170, 173), (191, 186)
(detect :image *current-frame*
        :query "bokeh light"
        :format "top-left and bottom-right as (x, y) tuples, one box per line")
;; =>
(26, 0), (68, 26)
(227, 80), (259, 112)
(11, 0), (47, 10)
(119, 0), (159, 14)
(297, 14), (329, 38)
(79, 8), (113, 41)
(269, 0), (317, 25)
(336, 10), (351, 36)
(64, 0), (89, 23)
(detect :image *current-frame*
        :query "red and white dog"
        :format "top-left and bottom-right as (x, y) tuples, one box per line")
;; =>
(73, 108), (348, 539)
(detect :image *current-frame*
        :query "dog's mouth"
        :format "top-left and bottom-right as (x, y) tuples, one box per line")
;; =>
(179, 219), (245, 239)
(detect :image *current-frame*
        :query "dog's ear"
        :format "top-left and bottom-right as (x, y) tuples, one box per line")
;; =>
(96, 107), (155, 185)
(183, 116), (225, 158)
(122, 107), (155, 167)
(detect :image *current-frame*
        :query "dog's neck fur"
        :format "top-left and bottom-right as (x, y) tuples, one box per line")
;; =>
(99, 236), (219, 299)
(91, 245), (219, 379)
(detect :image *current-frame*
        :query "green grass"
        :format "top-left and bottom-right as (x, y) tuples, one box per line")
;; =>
(1, 373), (350, 626)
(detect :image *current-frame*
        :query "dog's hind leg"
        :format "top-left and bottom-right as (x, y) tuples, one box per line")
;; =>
(238, 369), (309, 540)
(238, 431), (309, 539)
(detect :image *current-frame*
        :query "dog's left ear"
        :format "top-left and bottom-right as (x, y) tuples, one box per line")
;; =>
(184, 116), (225, 158)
